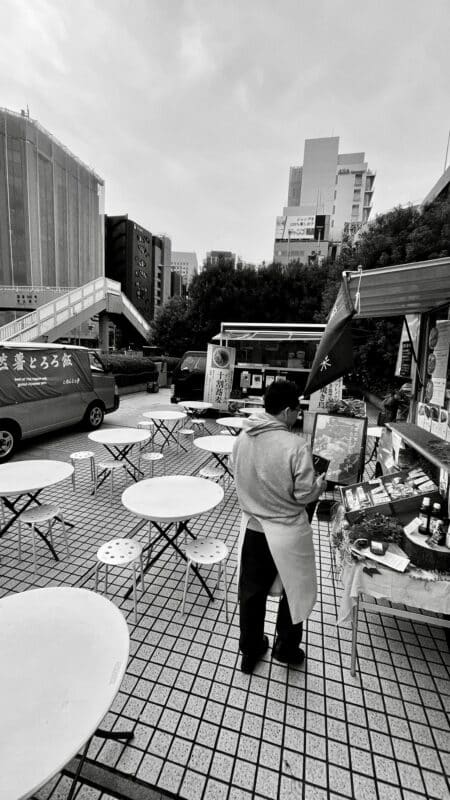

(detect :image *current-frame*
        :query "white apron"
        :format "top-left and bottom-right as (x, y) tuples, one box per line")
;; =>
(238, 509), (317, 625)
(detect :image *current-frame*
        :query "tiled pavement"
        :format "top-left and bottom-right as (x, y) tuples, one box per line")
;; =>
(1, 393), (449, 800)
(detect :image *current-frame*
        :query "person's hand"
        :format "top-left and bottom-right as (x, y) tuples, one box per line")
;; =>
(316, 473), (328, 495)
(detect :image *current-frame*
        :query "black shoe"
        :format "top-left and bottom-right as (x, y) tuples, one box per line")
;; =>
(272, 640), (305, 666)
(240, 635), (269, 674)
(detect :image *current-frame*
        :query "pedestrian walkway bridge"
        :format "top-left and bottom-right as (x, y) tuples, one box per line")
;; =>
(0, 278), (150, 343)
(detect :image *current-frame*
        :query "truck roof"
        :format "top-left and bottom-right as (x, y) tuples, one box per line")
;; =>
(0, 342), (90, 351)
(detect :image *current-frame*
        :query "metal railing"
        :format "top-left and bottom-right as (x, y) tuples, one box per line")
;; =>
(0, 277), (150, 342)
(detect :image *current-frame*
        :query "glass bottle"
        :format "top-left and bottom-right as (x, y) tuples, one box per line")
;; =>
(418, 497), (431, 535)
(428, 502), (444, 545)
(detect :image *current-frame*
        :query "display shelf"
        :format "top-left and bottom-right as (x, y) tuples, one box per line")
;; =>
(387, 422), (450, 472)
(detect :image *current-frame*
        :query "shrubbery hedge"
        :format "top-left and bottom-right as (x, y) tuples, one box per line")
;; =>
(102, 354), (158, 377)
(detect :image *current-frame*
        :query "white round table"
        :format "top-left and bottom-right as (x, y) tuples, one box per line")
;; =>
(216, 417), (247, 435)
(122, 476), (224, 601)
(0, 460), (74, 559)
(194, 435), (235, 477)
(0, 587), (130, 800)
(143, 409), (188, 449)
(239, 406), (266, 416)
(88, 427), (151, 483)
(178, 401), (212, 413)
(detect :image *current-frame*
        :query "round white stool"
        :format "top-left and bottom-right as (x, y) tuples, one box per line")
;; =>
(95, 538), (145, 624)
(70, 451), (96, 490)
(198, 465), (224, 483)
(95, 461), (126, 500)
(18, 504), (68, 572)
(182, 538), (229, 621)
(178, 428), (195, 451)
(139, 451), (165, 477)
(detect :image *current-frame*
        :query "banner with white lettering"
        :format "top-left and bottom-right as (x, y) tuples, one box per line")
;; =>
(203, 345), (236, 410)
(0, 347), (93, 405)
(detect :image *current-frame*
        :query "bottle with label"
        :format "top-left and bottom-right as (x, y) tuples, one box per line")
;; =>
(418, 497), (431, 535)
(428, 502), (444, 546)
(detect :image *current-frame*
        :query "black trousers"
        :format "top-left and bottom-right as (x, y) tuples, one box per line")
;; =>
(239, 527), (303, 656)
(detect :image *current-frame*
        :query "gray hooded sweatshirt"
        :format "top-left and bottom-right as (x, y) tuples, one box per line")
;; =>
(232, 412), (322, 623)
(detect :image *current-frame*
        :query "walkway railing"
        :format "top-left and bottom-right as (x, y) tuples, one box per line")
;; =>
(0, 278), (149, 342)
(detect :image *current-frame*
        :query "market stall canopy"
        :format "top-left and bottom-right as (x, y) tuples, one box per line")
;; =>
(344, 257), (450, 319)
(212, 322), (325, 342)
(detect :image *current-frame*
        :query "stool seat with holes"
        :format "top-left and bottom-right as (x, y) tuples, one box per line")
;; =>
(198, 465), (224, 483)
(70, 451), (96, 490)
(139, 451), (165, 477)
(95, 538), (145, 624)
(182, 538), (229, 621)
(18, 504), (68, 572)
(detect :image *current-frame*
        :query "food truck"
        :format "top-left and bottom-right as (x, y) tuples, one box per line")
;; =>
(339, 256), (450, 570)
(203, 322), (326, 410)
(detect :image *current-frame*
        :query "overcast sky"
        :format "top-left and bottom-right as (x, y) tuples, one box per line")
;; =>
(1, 0), (449, 265)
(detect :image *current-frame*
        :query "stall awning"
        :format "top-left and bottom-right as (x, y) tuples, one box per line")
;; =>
(344, 257), (450, 318)
(212, 323), (325, 342)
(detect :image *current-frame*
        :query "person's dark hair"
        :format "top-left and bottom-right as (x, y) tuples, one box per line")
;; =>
(264, 380), (299, 415)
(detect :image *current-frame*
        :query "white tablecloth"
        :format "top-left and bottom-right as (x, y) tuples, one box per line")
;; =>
(338, 561), (450, 625)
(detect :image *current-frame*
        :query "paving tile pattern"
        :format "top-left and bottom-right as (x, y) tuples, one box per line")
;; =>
(0, 399), (449, 800)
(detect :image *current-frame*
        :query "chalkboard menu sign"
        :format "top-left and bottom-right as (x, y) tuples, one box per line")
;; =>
(311, 413), (368, 485)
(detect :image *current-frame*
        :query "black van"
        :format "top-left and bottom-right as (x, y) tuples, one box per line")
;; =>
(170, 351), (207, 403)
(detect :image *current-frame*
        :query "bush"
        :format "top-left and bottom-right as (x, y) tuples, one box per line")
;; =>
(102, 354), (158, 377)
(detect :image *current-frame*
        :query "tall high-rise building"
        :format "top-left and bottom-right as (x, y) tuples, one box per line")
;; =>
(274, 136), (375, 266)
(0, 107), (105, 288)
(105, 216), (172, 323)
(171, 251), (198, 287)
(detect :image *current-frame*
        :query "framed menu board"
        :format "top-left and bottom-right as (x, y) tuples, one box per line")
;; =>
(311, 414), (368, 485)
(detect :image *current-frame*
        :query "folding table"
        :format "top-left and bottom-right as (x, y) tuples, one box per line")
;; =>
(0, 587), (131, 800)
(121, 475), (224, 601)
(194, 434), (235, 477)
(88, 427), (151, 488)
(0, 459), (74, 560)
(216, 416), (247, 435)
(142, 409), (188, 449)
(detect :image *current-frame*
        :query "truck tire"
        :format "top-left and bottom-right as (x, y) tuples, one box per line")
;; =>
(0, 424), (18, 463)
(84, 403), (104, 430)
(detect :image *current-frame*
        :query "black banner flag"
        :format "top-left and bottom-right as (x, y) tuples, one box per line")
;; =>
(304, 281), (356, 396)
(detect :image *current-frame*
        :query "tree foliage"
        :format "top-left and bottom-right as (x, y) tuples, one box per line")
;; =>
(152, 193), (449, 394)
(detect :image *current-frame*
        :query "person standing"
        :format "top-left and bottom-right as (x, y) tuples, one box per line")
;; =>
(232, 381), (327, 674)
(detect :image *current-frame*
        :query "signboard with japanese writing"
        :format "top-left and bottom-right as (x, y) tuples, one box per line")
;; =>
(274, 215), (316, 241)
(203, 345), (236, 410)
(309, 378), (343, 412)
(0, 347), (93, 406)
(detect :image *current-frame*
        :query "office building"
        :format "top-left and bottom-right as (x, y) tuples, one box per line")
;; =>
(203, 251), (236, 269)
(0, 107), (105, 288)
(105, 216), (172, 323)
(274, 136), (375, 266)
(171, 251), (198, 286)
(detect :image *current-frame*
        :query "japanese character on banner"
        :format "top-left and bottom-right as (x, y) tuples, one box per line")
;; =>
(13, 353), (25, 371)
(51, 354), (59, 368)
(41, 356), (49, 370)
(0, 353), (8, 371)
(62, 353), (72, 368)
(29, 356), (37, 369)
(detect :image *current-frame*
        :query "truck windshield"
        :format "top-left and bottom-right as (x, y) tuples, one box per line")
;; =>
(181, 355), (206, 371)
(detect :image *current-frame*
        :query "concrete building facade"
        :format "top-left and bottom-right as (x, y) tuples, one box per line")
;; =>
(0, 108), (105, 289)
(274, 136), (375, 266)
(171, 251), (198, 286)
